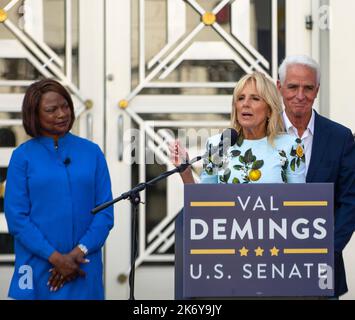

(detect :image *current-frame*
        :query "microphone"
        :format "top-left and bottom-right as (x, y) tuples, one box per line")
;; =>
(218, 127), (238, 156)
(63, 157), (71, 166)
(189, 128), (238, 165)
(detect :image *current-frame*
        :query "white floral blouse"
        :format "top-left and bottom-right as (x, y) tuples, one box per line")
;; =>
(200, 133), (306, 184)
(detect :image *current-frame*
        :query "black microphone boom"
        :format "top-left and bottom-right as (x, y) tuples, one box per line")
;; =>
(92, 128), (238, 214)
(91, 126), (238, 300)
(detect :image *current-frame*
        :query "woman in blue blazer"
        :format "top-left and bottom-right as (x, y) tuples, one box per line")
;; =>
(5, 79), (114, 299)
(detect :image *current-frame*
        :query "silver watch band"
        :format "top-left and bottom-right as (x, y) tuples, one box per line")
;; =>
(78, 244), (88, 255)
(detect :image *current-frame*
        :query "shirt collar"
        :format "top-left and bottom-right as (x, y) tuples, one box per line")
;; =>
(36, 132), (72, 149)
(283, 109), (315, 136)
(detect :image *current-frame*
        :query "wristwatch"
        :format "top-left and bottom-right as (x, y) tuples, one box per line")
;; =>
(78, 244), (88, 256)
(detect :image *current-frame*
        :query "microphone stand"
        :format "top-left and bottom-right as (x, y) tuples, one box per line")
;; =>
(91, 131), (236, 300)
(91, 161), (195, 300)
(92, 128), (236, 299)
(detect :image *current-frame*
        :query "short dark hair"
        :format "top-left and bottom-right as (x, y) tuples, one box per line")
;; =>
(22, 79), (75, 137)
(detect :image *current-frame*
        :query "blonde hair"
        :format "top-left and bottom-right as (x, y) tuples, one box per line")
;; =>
(231, 71), (285, 145)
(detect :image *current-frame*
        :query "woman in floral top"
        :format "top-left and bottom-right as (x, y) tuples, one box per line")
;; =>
(170, 71), (305, 184)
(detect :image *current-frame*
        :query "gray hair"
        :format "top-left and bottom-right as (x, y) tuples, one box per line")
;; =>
(278, 55), (321, 85)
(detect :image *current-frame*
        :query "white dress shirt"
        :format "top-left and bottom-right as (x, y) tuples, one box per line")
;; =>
(282, 110), (315, 177)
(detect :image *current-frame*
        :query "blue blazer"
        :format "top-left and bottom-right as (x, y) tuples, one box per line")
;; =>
(306, 111), (355, 297)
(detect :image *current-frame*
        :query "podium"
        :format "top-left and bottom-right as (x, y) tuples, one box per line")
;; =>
(175, 183), (334, 299)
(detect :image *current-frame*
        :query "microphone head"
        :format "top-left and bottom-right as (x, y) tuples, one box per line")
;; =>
(216, 128), (238, 157)
(220, 128), (238, 147)
(205, 128), (239, 159)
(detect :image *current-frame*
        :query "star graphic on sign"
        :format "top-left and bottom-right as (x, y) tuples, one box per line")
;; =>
(270, 246), (280, 256)
(239, 246), (249, 256)
(254, 246), (264, 256)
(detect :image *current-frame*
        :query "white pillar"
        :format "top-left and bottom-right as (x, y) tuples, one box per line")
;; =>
(285, 0), (312, 56)
(105, 0), (132, 300)
(329, 0), (355, 132)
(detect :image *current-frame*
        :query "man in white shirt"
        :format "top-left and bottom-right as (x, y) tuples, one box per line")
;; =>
(282, 108), (314, 177)
(277, 55), (355, 298)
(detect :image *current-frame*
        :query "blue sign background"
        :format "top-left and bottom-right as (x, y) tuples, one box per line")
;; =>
(183, 184), (334, 298)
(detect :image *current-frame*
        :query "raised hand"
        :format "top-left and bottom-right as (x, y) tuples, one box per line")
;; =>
(168, 140), (190, 167)
(168, 140), (195, 184)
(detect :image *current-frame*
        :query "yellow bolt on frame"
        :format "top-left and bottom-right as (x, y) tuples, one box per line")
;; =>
(0, 9), (8, 23)
(202, 12), (216, 26)
(119, 99), (129, 109)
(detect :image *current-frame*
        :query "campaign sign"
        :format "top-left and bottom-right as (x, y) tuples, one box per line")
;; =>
(183, 184), (334, 298)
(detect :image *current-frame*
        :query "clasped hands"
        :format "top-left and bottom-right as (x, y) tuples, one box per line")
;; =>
(48, 246), (89, 292)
